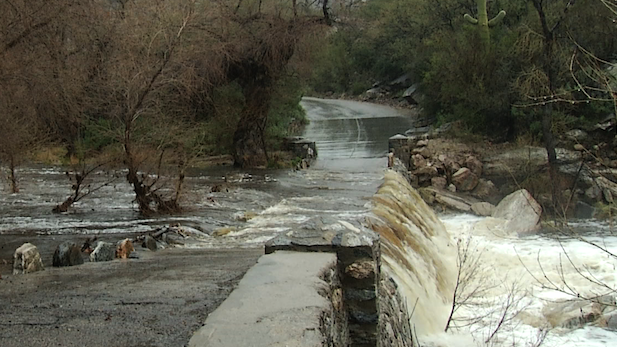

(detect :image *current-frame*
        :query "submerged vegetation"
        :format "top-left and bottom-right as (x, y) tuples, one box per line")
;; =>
(0, 0), (324, 213)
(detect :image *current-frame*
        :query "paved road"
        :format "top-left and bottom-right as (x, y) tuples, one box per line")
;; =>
(0, 248), (262, 347)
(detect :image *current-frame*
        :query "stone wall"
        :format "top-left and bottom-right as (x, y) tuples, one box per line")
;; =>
(265, 229), (419, 347)
(265, 228), (381, 346)
(378, 276), (415, 347)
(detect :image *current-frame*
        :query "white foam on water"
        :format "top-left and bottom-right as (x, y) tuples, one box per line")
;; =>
(440, 213), (617, 347)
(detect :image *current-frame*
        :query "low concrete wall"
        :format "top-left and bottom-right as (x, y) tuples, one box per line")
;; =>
(190, 229), (416, 347)
(188, 251), (336, 347)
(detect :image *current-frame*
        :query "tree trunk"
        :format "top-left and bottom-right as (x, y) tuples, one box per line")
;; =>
(233, 81), (272, 168)
(533, 0), (562, 216)
(8, 155), (19, 194)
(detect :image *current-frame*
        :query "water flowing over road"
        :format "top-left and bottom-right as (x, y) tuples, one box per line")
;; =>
(1, 98), (616, 347)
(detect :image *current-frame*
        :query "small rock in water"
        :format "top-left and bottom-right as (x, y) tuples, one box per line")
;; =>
(13, 243), (45, 275)
(53, 241), (84, 267)
(142, 235), (158, 251)
(90, 241), (116, 262)
(116, 239), (134, 259)
(213, 227), (234, 237)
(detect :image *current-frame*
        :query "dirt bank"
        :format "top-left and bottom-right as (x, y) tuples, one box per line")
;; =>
(0, 247), (261, 347)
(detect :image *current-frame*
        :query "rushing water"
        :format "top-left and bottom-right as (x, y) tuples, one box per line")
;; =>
(2, 98), (617, 346)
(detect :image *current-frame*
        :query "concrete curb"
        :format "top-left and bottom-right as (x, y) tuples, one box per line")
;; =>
(188, 251), (337, 347)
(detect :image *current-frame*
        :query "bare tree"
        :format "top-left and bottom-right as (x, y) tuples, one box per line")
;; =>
(207, 0), (330, 167)
(0, 83), (43, 193)
(86, 0), (203, 215)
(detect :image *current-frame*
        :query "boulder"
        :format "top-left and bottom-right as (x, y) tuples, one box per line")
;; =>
(13, 243), (44, 275)
(471, 179), (499, 203)
(141, 235), (158, 251)
(599, 311), (617, 331)
(411, 154), (426, 169)
(566, 129), (588, 141)
(90, 241), (116, 262)
(574, 201), (596, 219)
(418, 188), (436, 204)
(471, 202), (495, 217)
(431, 177), (447, 189)
(416, 139), (429, 147)
(116, 239), (134, 259)
(451, 168), (479, 191)
(412, 146), (430, 158)
(543, 298), (614, 329)
(413, 166), (438, 185)
(53, 241), (84, 267)
(465, 155), (483, 177)
(492, 189), (542, 234)
(443, 156), (461, 173)
(435, 193), (471, 212)
(585, 184), (602, 201)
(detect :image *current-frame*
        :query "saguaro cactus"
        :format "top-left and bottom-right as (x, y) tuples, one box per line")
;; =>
(464, 0), (506, 50)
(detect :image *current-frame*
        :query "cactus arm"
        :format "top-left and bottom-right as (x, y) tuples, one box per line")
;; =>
(488, 10), (506, 27)
(463, 0), (506, 51)
(464, 14), (479, 24)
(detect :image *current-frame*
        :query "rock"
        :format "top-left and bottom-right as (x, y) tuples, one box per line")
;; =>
(365, 87), (385, 99)
(116, 239), (134, 259)
(340, 231), (377, 248)
(431, 177), (447, 189)
(213, 227), (235, 237)
(443, 156), (461, 173)
(142, 235), (158, 251)
(413, 166), (438, 184)
(492, 189), (542, 234)
(90, 241), (116, 262)
(604, 189), (614, 203)
(543, 298), (612, 329)
(599, 311), (617, 331)
(471, 179), (499, 202)
(574, 201), (596, 219)
(585, 184), (602, 201)
(435, 193), (471, 212)
(345, 260), (375, 280)
(471, 202), (495, 216)
(451, 168), (479, 191)
(411, 154), (426, 170)
(566, 129), (588, 141)
(447, 184), (456, 192)
(465, 155), (483, 177)
(574, 143), (585, 151)
(596, 176), (617, 200)
(418, 188), (436, 204)
(53, 241), (84, 267)
(412, 146), (430, 158)
(234, 211), (258, 222)
(416, 139), (429, 147)
(13, 243), (44, 275)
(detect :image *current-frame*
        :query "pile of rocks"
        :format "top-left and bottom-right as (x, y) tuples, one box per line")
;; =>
(390, 136), (500, 205)
(10, 225), (195, 276)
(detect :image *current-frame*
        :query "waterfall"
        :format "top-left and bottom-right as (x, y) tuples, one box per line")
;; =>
(370, 170), (457, 335)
